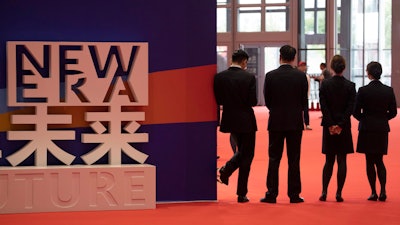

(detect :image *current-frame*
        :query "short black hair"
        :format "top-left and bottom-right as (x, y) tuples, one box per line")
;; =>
(330, 55), (346, 74)
(366, 61), (382, 80)
(320, 63), (327, 68)
(280, 45), (296, 62)
(232, 49), (249, 63)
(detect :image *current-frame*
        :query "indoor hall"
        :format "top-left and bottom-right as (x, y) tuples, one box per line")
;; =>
(217, 0), (400, 106)
(1, 0), (400, 224)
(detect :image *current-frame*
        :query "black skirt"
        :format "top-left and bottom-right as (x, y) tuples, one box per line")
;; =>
(356, 132), (388, 155)
(322, 126), (354, 154)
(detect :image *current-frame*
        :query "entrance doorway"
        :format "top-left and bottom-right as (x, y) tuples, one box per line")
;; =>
(242, 44), (286, 106)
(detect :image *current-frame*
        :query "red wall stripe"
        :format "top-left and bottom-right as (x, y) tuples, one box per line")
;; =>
(0, 64), (218, 131)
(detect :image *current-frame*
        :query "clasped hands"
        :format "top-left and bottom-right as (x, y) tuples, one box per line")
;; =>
(329, 125), (342, 135)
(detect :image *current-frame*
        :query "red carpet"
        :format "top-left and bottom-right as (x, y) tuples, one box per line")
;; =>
(2, 106), (400, 225)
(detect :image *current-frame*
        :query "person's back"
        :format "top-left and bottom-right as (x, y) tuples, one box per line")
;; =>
(214, 49), (257, 203)
(353, 63), (397, 132)
(320, 76), (354, 128)
(261, 45), (307, 204)
(353, 61), (397, 202)
(264, 65), (308, 131)
(357, 82), (395, 119)
(214, 68), (256, 110)
(214, 67), (257, 133)
(318, 54), (355, 203)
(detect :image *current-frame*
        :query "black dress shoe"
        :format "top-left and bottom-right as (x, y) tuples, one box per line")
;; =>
(367, 193), (378, 201)
(336, 194), (344, 202)
(319, 192), (327, 201)
(238, 196), (249, 203)
(217, 166), (229, 185)
(260, 192), (277, 204)
(290, 196), (304, 203)
(378, 192), (387, 202)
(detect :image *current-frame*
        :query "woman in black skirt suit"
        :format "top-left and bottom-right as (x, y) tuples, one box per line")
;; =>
(318, 55), (356, 202)
(353, 61), (397, 201)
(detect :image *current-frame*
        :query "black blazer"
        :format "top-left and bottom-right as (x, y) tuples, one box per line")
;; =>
(263, 64), (308, 131)
(214, 67), (258, 133)
(320, 75), (356, 129)
(353, 80), (397, 132)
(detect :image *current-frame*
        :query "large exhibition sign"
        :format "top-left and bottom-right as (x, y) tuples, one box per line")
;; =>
(0, 0), (217, 208)
(0, 42), (156, 213)
(6, 41), (149, 166)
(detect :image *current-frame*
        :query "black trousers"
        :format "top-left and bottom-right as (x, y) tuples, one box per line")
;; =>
(303, 99), (310, 126)
(266, 130), (303, 198)
(223, 131), (256, 196)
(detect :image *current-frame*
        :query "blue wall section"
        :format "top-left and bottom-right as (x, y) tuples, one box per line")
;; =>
(0, 0), (216, 86)
(144, 122), (217, 201)
(0, 0), (217, 202)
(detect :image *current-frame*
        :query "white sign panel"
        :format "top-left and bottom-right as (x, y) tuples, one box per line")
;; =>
(7, 41), (148, 106)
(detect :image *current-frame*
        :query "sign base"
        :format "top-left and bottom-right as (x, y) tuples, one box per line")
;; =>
(0, 164), (156, 214)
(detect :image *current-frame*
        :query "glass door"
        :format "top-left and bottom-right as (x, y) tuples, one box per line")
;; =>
(242, 44), (285, 106)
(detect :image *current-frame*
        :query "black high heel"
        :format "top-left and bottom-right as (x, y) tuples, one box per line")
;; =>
(319, 192), (327, 201)
(336, 194), (343, 202)
(378, 192), (387, 202)
(367, 193), (378, 201)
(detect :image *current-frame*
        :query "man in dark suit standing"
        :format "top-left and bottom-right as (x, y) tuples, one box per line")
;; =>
(214, 49), (257, 203)
(261, 45), (308, 204)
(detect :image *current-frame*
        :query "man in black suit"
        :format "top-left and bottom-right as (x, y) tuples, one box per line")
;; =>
(214, 49), (257, 203)
(261, 45), (308, 204)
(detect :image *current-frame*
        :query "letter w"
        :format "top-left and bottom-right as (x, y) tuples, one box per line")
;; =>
(89, 45), (138, 79)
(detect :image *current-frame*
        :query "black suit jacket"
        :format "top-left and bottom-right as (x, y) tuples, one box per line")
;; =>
(264, 64), (308, 131)
(353, 80), (397, 132)
(319, 76), (356, 129)
(214, 67), (257, 133)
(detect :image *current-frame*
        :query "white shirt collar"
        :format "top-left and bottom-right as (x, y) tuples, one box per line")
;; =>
(230, 64), (242, 69)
